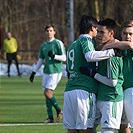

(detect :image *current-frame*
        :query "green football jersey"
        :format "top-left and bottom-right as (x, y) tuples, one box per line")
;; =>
(122, 50), (133, 91)
(97, 57), (124, 102)
(65, 35), (98, 94)
(39, 38), (66, 74)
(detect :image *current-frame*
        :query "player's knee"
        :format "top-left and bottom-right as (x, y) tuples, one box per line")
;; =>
(44, 89), (53, 99)
(118, 124), (131, 133)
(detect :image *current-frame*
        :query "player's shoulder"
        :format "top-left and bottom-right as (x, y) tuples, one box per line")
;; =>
(39, 41), (47, 48)
(41, 41), (48, 45)
(79, 35), (92, 41)
(11, 37), (17, 40)
(4, 38), (7, 42)
(54, 38), (64, 45)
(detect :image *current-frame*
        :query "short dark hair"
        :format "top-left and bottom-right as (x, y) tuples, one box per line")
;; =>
(98, 18), (116, 32)
(79, 15), (98, 34)
(121, 20), (133, 29)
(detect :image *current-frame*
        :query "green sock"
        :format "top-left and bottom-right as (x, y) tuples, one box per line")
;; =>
(49, 96), (60, 111)
(46, 99), (53, 119)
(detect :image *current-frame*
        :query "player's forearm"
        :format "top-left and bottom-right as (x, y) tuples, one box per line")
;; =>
(33, 58), (43, 73)
(54, 54), (66, 62)
(94, 73), (117, 87)
(102, 41), (133, 50)
(85, 49), (115, 62)
(118, 41), (133, 49)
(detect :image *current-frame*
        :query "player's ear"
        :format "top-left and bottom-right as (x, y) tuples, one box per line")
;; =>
(91, 26), (95, 31)
(110, 30), (114, 37)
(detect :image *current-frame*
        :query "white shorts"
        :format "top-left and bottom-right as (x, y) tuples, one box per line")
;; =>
(95, 100), (123, 129)
(123, 87), (133, 128)
(42, 73), (62, 90)
(121, 107), (129, 125)
(63, 90), (96, 129)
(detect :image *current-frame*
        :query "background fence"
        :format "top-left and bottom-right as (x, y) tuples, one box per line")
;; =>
(0, 50), (39, 64)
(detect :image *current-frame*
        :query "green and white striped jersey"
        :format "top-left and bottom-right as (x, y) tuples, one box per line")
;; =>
(65, 35), (98, 94)
(39, 38), (66, 74)
(97, 57), (124, 102)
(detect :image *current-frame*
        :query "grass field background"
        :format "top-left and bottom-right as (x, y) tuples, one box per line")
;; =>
(0, 76), (132, 133)
(0, 76), (67, 133)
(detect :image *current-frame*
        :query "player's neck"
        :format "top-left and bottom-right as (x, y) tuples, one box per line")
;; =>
(104, 38), (115, 45)
(47, 37), (55, 42)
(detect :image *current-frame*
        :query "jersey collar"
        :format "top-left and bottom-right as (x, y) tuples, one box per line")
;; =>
(47, 37), (55, 42)
(79, 34), (92, 39)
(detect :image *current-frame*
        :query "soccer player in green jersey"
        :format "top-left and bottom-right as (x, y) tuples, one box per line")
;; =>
(79, 18), (124, 133)
(94, 18), (124, 133)
(101, 20), (133, 133)
(63, 15), (120, 133)
(29, 24), (66, 123)
(118, 19), (133, 133)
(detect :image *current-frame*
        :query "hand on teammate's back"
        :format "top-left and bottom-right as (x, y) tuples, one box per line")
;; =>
(79, 66), (96, 78)
(113, 48), (123, 57)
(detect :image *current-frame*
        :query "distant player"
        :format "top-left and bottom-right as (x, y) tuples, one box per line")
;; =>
(3, 32), (21, 77)
(29, 24), (66, 123)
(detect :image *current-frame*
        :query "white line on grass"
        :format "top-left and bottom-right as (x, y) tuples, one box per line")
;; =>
(0, 123), (102, 133)
(0, 123), (62, 127)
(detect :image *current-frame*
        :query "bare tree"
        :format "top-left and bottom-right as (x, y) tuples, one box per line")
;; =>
(1, 0), (133, 61)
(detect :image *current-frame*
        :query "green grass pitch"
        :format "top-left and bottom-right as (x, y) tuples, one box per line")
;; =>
(0, 76), (67, 133)
(0, 76), (132, 133)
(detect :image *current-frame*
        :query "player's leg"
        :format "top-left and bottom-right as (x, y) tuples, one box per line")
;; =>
(118, 87), (133, 132)
(92, 100), (101, 133)
(68, 129), (79, 133)
(63, 90), (96, 131)
(101, 128), (114, 133)
(13, 52), (21, 76)
(118, 106), (131, 133)
(7, 53), (12, 77)
(44, 73), (62, 122)
(100, 100), (123, 133)
(124, 87), (133, 128)
(67, 129), (93, 133)
(42, 73), (54, 123)
(118, 124), (131, 133)
(63, 91), (76, 131)
(45, 89), (62, 122)
(44, 98), (54, 123)
(79, 128), (93, 133)
(92, 124), (99, 133)
(44, 89), (56, 123)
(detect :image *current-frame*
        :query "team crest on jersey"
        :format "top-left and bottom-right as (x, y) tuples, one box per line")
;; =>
(68, 71), (78, 82)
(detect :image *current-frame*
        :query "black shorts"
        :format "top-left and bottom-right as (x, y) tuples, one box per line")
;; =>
(7, 52), (17, 61)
